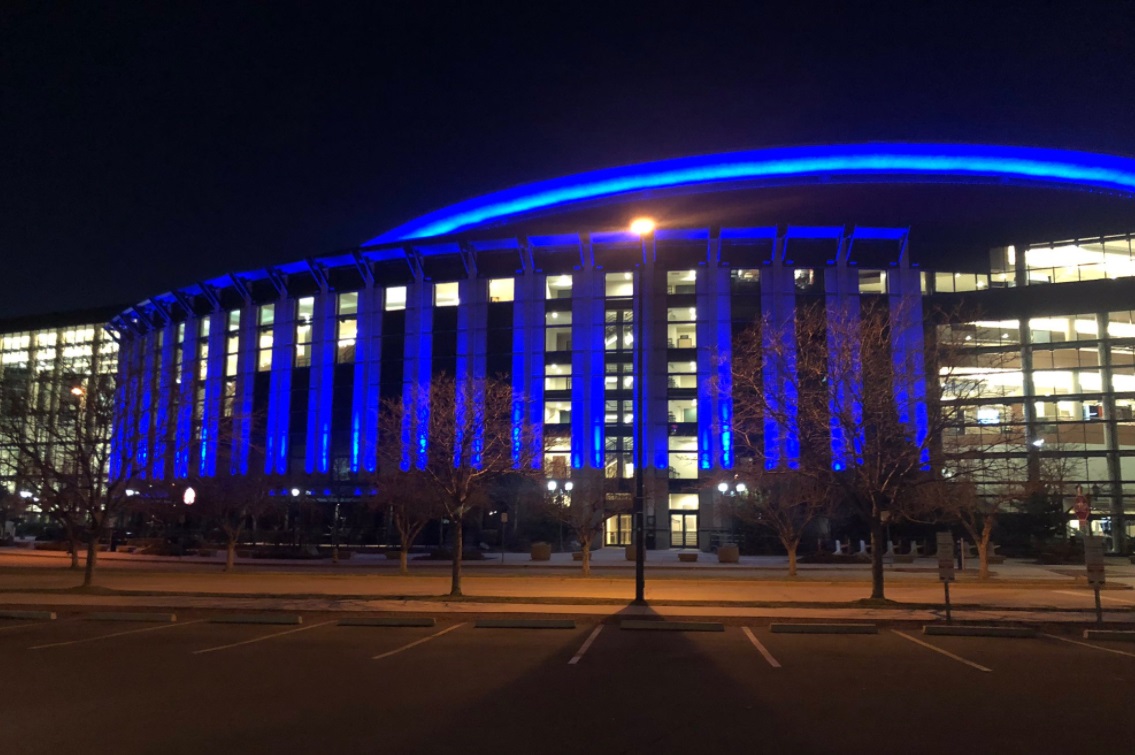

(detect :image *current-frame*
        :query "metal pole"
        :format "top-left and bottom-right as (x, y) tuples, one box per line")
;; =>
(632, 236), (650, 605)
(1094, 585), (1103, 626)
(943, 581), (952, 624)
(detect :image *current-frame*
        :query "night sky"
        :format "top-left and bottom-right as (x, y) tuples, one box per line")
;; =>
(3, 1), (1135, 319)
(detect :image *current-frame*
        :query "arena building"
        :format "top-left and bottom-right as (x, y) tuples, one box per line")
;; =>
(101, 144), (1135, 551)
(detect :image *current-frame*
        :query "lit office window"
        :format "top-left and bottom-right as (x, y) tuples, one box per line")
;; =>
(257, 304), (274, 372)
(543, 400), (571, 424)
(546, 275), (572, 300)
(489, 278), (514, 302)
(295, 297), (314, 368)
(434, 282), (460, 307)
(545, 363), (572, 391)
(666, 270), (697, 294)
(337, 292), (358, 364)
(605, 272), (634, 298)
(385, 286), (407, 312)
(666, 308), (696, 349)
(545, 310), (572, 351)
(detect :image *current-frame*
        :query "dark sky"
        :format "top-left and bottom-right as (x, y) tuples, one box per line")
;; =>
(3, 1), (1135, 319)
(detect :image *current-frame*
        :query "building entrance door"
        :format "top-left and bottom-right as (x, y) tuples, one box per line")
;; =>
(670, 513), (698, 548)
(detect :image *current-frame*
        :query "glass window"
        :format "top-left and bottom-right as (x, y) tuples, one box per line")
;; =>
(793, 269), (815, 292)
(227, 309), (241, 331)
(669, 493), (699, 511)
(434, 282), (460, 307)
(543, 400), (571, 424)
(385, 286), (407, 311)
(338, 291), (359, 317)
(545, 310), (572, 352)
(296, 297), (314, 324)
(667, 397), (697, 423)
(666, 270), (697, 294)
(606, 272), (634, 298)
(546, 275), (572, 300)
(258, 303), (275, 327)
(489, 278), (514, 303)
(545, 363), (571, 391)
(858, 270), (886, 294)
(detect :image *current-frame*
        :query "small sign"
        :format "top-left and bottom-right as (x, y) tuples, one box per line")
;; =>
(499, 512), (508, 523)
(1084, 535), (1106, 587)
(936, 532), (955, 582)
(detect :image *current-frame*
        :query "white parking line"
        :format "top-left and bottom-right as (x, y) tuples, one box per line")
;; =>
(1043, 632), (1135, 659)
(892, 630), (991, 673)
(373, 623), (465, 661)
(193, 620), (336, 655)
(1053, 590), (1135, 605)
(742, 627), (782, 668)
(31, 620), (204, 650)
(569, 625), (603, 665)
(0, 622), (49, 634)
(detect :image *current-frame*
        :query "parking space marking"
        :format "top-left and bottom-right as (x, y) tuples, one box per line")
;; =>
(372, 623), (465, 661)
(742, 627), (782, 668)
(1, 622), (53, 634)
(892, 630), (991, 672)
(568, 625), (603, 665)
(193, 620), (336, 655)
(31, 619), (205, 650)
(1053, 590), (1135, 605)
(1043, 632), (1135, 659)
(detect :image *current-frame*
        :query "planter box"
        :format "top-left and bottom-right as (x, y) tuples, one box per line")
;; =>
(893, 554), (916, 563)
(571, 551), (584, 561)
(530, 542), (552, 561)
(717, 544), (740, 563)
(384, 550), (403, 560)
(678, 551), (698, 563)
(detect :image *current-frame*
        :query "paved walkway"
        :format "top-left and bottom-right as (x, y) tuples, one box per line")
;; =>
(2, 545), (1133, 626)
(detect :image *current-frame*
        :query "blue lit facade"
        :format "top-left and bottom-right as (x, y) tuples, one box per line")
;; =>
(101, 144), (1135, 551)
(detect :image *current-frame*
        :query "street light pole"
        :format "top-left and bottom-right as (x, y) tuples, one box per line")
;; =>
(630, 217), (655, 605)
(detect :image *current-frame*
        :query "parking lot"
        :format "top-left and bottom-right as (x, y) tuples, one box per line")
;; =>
(2, 611), (1132, 755)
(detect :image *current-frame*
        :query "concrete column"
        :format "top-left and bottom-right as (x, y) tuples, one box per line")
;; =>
(231, 301), (258, 475)
(401, 280), (433, 470)
(151, 321), (177, 480)
(761, 233), (799, 469)
(512, 270), (545, 466)
(174, 317), (198, 479)
(266, 300), (295, 475)
(305, 291), (337, 474)
(825, 234), (864, 471)
(456, 276), (489, 466)
(887, 247), (929, 469)
(571, 265), (605, 471)
(697, 261), (733, 471)
(200, 310), (227, 477)
(351, 283), (383, 473)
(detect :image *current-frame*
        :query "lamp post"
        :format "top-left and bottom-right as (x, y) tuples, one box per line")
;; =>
(717, 479), (746, 547)
(630, 217), (655, 604)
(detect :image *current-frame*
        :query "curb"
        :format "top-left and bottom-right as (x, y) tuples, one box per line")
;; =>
(339, 618), (436, 628)
(771, 623), (878, 634)
(475, 619), (576, 629)
(923, 625), (1036, 638)
(210, 614), (303, 625)
(87, 612), (177, 623)
(1083, 629), (1135, 642)
(0, 609), (56, 621)
(620, 620), (724, 632)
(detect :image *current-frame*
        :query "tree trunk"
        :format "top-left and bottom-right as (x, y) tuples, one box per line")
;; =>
(68, 528), (81, 570)
(399, 547), (409, 575)
(785, 537), (799, 577)
(581, 534), (591, 577)
(82, 537), (98, 587)
(450, 517), (464, 597)
(225, 540), (236, 572)
(869, 515), (886, 600)
(977, 520), (994, 580)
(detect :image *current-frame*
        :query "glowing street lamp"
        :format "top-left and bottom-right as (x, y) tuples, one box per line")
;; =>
(182, 487), (196, 505)
(629, 217), (656, 236)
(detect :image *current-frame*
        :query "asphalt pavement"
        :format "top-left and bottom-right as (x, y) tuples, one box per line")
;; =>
(1, 610), (1132, 754)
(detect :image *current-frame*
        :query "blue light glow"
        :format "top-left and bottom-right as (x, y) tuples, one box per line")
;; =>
(368, 144), (1135, 243)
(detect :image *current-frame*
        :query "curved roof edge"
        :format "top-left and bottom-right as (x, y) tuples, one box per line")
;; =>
(367, 143), (1135, 244)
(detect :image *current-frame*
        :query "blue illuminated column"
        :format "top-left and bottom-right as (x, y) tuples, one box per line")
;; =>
(174, 316), (198, 479)
(266, 298), (294, 475)
(887, 239), (930, 468)
(199, 310), (226, 477)
(511, 261), (544, 467)
(230, 300), (258, 475)
(151, 321), (176, 480)
(824, 232), (864, 471)
(401, 277), (434, 470)
(109, 332), (137, 481)
(350, 282), (383, 473)
(135, 329), (157, 478)
(456, 276), (488, 467)
(760, 233), (799, 469)
(305, 291), (337, 474)
(571, 254), (605, 471)
(696, 249), (733, 471)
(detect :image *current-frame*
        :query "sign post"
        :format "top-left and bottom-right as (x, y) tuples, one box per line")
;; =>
(1084, 535), (1106, 625)
(936, 532), (956, 624)
(500, 511), (509, 564)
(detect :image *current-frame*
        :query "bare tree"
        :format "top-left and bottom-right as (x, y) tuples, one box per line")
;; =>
(378, 373), (537, 596)
(366, 469), (443, 575)
(722, 467), (832, 577)
(0, 359), (143, 587)
(728, 300), (990, 600)
(541, 473), (630, 577)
